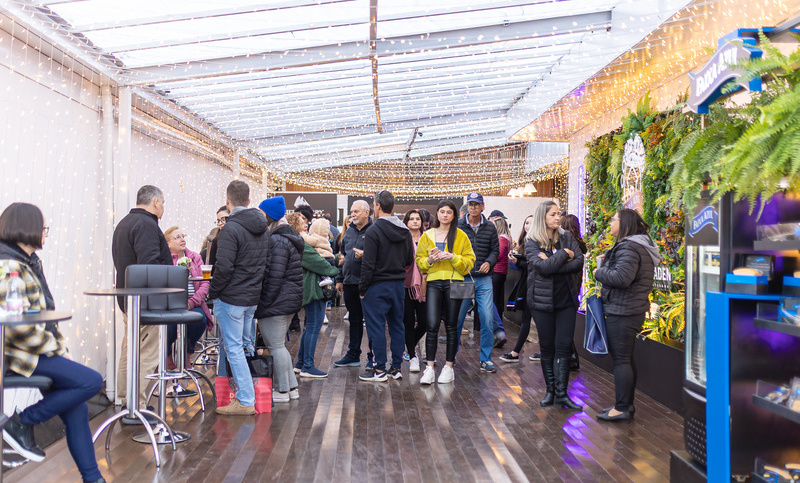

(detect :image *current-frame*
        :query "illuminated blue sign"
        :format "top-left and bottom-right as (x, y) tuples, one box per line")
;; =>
(688, 30), (763, 114)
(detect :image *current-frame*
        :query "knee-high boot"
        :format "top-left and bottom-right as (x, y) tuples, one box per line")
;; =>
(554, 357), (582, 410)
(539, 357), (555, 406)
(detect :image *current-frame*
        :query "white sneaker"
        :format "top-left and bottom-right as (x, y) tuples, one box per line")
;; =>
(323, 314), (329, 324)
(273, 390), (290, 403)
(289, 388), (299, 400)
(438, 365), (455, 384)
(409, 356), (420, 373)
(420, 366), (435, 385)
(343, 312), (349, 320)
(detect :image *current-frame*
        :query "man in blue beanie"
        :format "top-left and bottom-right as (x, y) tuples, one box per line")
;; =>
(259, 196), (287, 222)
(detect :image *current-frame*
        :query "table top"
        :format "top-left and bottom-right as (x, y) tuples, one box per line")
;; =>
(0, 310), (72, 325)
(84, 288), (185, 296)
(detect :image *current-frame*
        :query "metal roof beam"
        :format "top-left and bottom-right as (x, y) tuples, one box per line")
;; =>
(243, 110), (505, 146)
(67, 1), (351, 31)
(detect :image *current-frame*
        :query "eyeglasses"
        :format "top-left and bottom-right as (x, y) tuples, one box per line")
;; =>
(42, 226), (50, 235)
(173, 234), (187, 240)
(216, 216), (229, 225)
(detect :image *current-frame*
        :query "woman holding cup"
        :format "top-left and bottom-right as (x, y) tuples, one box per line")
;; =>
(415, 200), (475, 385)
(164, 226), (212, 367)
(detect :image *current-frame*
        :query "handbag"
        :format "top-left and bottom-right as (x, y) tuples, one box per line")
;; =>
(450, 271), (476, 300)
(583, 294), (609, 356)
(319, 276), (335, 301)
(218, 354), (274, 413)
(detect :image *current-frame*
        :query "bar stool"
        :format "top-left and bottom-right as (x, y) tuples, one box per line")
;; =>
(127, 265), (203, 445)
(147, 322), (216, 412)
(2, 374), (53, 468)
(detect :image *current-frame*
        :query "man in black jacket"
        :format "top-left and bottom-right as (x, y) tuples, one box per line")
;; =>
(112, 185), (172, 409)
(456, 192), (500, 373)
(209, 180), (270, 416)
(332, 200), (374, 368)
(358, 191), (414, 382)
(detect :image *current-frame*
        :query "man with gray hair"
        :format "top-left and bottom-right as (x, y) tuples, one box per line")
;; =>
(333, 199), (374, 368)
(112, 185), (172, 415)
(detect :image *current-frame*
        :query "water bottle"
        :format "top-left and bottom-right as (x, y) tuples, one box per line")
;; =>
(4, 272), (25, 315)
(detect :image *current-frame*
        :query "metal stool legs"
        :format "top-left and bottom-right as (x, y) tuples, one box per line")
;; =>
(134, 324), (190, 445)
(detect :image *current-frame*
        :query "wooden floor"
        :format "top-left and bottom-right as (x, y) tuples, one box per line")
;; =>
(7, 307), (683, 482)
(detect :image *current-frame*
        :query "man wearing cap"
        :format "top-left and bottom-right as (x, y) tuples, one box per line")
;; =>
(456, 193), (500, 373)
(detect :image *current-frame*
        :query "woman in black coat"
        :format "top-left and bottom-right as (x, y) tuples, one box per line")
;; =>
(255, 197), (304, 403)
(594, 208), (661, 422)
(525, 201), (584, 410)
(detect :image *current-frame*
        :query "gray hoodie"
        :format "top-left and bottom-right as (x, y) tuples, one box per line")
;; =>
(626, 234), (662, 265)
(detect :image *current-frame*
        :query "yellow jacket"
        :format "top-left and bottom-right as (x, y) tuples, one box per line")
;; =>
(416, 228), (475, 281)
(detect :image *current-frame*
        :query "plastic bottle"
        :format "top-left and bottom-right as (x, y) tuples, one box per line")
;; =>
(4, 272), (25, 315)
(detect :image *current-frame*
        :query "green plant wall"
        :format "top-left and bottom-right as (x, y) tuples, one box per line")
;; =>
(584, 96), (697, 343)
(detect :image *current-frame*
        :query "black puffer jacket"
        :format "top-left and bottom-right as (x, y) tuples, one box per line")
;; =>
(112, 208), (172, 310)
(255, 224), (304, 319)
(336, 220), (372, 285)
(208, 207), (270, 306)
(525, 229), (584, 312)
(595, 235), (661, 316)
(457, 214), (499, 278)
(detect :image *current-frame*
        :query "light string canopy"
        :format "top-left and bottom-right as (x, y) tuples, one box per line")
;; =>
(263, 144), (569, 197)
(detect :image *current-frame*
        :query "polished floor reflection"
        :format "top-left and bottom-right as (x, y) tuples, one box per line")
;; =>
(7, 307), (681, 482)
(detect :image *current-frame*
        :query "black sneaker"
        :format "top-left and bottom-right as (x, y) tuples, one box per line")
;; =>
(529, 353), (542, 362)
(359, 368), (389, 382)
(386, 366), (403, 380)
(480, 361), (497, 373)
(499, 352), (520, 363)
(3, 411), (45, 462)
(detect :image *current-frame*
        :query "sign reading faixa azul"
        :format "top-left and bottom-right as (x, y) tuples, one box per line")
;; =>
(688, 32), (762, 113)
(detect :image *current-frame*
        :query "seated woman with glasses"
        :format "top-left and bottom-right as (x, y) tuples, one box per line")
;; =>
(164, 226), (212, 368)
(0, 202), (105, 483)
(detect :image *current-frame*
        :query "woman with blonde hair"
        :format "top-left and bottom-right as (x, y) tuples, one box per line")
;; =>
(526, 201), (584, 410)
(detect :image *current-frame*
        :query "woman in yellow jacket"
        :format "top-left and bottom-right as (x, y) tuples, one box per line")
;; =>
(416, 200), (475, 385)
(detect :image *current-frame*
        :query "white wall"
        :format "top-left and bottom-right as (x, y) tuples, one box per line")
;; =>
(480, 196), (555, 239)
(0, 25), (237, 401)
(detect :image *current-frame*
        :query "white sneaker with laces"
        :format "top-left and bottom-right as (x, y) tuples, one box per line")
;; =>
(420, 366), (435, 385)
(438, 365), (455, 384)
(409, 356), (420, 373)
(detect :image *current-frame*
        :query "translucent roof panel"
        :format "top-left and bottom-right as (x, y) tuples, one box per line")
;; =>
(19, 0), (693, 172)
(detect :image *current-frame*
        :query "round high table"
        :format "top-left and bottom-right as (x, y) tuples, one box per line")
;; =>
(84, 287), (183, 467)
(0, 310), (72, 482)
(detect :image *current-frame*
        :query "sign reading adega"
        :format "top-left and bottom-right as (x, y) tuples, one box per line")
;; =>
(688, 31), (763, 114)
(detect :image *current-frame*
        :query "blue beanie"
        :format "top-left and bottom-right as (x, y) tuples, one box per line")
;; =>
(259, 196), (286, 221)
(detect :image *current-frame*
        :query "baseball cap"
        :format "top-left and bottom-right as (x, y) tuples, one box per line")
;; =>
(466, 192), (484, 204)
(489, 210), (506, 219)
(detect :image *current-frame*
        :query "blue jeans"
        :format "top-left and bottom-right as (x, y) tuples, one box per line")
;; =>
(214, 300), (256, 406)
(297, 299), (326, 370)
(243, 315), (256, 356)
(363, 280), (405, 371)
(493, 305), (505, 333)
(21, 355), (103, 482)
(456, 275), (495, 362)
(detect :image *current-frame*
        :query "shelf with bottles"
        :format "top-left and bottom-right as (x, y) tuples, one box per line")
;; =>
(754, 302), (800, 338)
(753, 380), (800, 426)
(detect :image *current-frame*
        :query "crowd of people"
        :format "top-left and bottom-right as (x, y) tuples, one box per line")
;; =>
(0, 180), (660, 480)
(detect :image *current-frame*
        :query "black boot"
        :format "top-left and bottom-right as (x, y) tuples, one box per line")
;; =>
(554, 357), (582, 410)
(539, 357), (555, 406)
